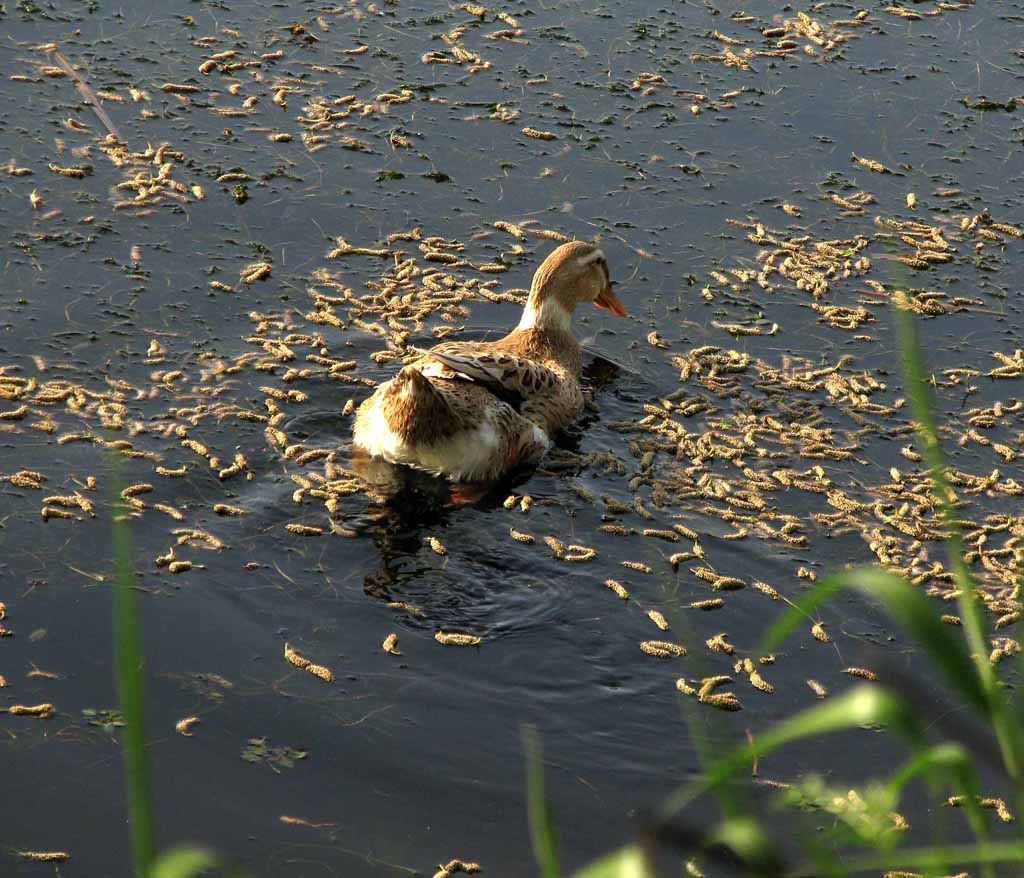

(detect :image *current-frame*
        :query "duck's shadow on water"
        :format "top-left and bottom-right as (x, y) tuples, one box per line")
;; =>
(280, 353), (635, 623)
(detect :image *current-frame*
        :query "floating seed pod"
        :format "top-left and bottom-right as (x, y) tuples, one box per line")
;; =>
(640, 640), (686, 658)
(806, 679), (828, 698)
(675, 677), (697, 696)
(521, 127), (556, 140)
(690, 598), (723, 610)
(647, 609), (670, 631)
(284, 642), (334, 682)
(0, 404), (28, 420)
(543, 535), (564, 557)
(605, 579), (630, 600)
(16, 852), (68, 862)
(643, 528), (678, 542)
(843, 667), (878, 681)
(167, 560), (194, 574)
(427, 536), (447, 556)
(286, 523), (323, 536)
(749, 670), (774, 694)
(752, 581), (779, 599)
(176, 716), (200, 736)
(48, 162), (89, 178)
(622, 560), (653, 573)
(161, 82), (201, 94)
(214, 504), (247, 516)
(241, 262), (272, 284)
(181, 438), (210, 457)
(702, 692), (742, 711)
(435, 631), (481, 647)
(706, 633), (734, 655)
(563, 545), (596, 562)
(387, 601), (425, 617)
(979, 798), (1014, 823)
(697, 676), (732, 698)
(9, 703), (54, 717)
(811, 622), (830, 643)
(509, 528), (534, 544)
(382, 633), (401, 655)
(712, 576), (745, 591)
(433, 859), (482, 878)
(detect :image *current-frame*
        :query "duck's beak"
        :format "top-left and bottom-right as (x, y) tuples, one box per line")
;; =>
(594, 283), (627, 317)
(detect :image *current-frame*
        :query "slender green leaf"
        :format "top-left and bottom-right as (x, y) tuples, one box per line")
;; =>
(885, 743), (973, 800)
(795, 839), (1024, 877)
(150, 845), (220, 878)
(890, 303), (1023, 779)
(707, 816), (773, 864)
(575, 844), (651, 878)
(762, 568), (990, 716)
(658, 686), (915, 822)
(523, 726), (561, 878)
(759, 576), (843, 654)
(112, 480), (156, 878)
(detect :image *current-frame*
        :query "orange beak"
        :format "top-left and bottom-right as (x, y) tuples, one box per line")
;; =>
(594, 284), (627, 317)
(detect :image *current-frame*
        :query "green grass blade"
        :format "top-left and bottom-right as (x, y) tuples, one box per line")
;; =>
(758, 576), (843, 654)
(575, 844), (651, 878)
(658, 686), (915, 822)
(523, 726), (561, 878)
(885, 741), (991, 864)
(799, 839), (1024, 877)
(762, 568), (990, 715)
(885, 743), (973, 799)
(150, 846), (220, 878)
(112, 492), (156, 877)
(890, 303), (1023, 778)
(839, 569), (990, 714)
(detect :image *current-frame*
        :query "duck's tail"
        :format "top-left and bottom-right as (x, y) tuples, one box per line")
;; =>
(381, 367), (458, 443)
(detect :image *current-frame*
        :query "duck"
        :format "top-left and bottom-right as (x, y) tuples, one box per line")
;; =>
(352, 240), (626, 483)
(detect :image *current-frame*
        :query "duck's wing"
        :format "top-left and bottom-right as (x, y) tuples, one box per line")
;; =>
(414, 344), (560, 402)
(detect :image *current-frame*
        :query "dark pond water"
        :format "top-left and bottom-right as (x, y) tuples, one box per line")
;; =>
(1, 0), (1023, 875)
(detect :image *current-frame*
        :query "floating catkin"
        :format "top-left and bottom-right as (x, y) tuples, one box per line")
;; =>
(284, 643), (335, 682)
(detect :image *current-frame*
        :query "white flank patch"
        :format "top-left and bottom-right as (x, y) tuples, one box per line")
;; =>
(355, 393), (504, 480)
(414, 421), (501, 480)
(576, 248), (604, 266)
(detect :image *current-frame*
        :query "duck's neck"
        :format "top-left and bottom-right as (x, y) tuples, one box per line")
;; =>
(516, 291), (572, 333)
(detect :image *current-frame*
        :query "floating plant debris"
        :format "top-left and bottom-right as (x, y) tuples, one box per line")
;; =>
(0, 0), (1020, 869)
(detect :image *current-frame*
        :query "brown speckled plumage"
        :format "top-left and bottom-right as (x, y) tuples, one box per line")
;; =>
(353, 241), (625, 481)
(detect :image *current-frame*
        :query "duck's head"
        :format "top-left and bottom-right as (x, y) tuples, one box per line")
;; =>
(518, 240), (626, 332)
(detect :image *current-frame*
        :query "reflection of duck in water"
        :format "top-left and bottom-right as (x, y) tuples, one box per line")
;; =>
(353, 241), (626, 487)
